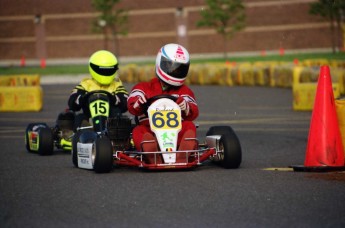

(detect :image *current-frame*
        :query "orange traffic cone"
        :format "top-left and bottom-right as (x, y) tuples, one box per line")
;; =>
(40, 58), (46, 68)
(279, 48), (284, 56)
(20, 55), (26, 67)
(292, 65), (345, 172)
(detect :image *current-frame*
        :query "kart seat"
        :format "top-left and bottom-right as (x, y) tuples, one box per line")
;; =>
(107, 115), (132, 150)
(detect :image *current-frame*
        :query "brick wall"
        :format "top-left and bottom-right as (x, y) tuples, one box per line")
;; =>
(0, 0), (333, 61)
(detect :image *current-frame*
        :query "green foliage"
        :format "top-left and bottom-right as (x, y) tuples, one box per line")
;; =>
(309, 0), (345, 53)
(196, 0), (246, 59)
(92, 0), (128, 35)
(91, 0), (128, 54)
(197, 0), (246, 39)
(309, 0), (345, 21)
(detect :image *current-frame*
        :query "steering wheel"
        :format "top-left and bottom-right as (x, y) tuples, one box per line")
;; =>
(132, 94), (178, 125)
(142, 94), (178, 111)
(146, 94), (177, 104)
(81, 90), (116, 105)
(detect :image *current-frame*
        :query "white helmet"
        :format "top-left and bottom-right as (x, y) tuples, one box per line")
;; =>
(155, 43), (190, 87)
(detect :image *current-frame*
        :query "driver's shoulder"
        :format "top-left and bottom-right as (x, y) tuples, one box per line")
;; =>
(79, 78), (95, 89)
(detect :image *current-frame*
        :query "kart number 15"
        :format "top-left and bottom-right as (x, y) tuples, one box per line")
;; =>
(89, 100), (110, 117)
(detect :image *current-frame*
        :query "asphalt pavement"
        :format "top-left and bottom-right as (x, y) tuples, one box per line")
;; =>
(1, 83), (345, 227)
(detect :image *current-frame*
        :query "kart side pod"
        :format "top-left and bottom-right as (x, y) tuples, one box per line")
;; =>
(74, 131), (98, 170)
(205, 135), (222, 161)
(205, 135), (221, 148)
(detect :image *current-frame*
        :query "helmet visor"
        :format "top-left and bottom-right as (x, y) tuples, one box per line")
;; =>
(90, 63), (118, 76)
(160, 56), (189, 79)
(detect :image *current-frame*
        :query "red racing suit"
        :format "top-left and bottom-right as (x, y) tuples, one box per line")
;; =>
(127, 77), (199, 151)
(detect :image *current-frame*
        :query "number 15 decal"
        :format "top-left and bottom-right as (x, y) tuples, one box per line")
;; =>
(89, 100), (109, 117)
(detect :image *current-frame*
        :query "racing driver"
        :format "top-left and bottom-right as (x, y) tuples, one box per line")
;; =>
(68, 50), (128, 129)
(127, 43), (199, 162)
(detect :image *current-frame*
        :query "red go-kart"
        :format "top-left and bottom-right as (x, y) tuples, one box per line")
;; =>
(72, 93), (242, 173)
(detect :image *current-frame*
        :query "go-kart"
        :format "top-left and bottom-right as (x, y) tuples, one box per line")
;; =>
(73, 93), (242, 173)
(25, 111), (75, 155)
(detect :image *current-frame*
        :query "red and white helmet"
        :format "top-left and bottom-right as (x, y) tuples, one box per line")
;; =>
(155, 43), (190, 87)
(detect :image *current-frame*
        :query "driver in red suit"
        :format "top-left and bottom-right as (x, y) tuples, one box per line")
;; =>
(127, 43), (199, 159)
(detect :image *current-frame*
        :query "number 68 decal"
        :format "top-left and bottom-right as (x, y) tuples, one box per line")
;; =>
(149, 110), (181, 130)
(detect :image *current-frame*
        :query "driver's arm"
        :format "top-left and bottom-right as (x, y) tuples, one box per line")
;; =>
(179, 95), (199, 121)
(115, 92), (128, 113)
(68, 86), (87, 112)
(177, 87), (199, 121)
(127, 88), (147, 116)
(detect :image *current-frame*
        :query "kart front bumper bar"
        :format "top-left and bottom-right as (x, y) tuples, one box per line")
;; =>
(114, 148), (217, 170)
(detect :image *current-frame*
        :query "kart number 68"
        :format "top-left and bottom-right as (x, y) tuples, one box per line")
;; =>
(150, 110), (181, 130)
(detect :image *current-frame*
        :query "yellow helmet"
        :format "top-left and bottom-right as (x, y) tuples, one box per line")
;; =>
(89, 50), (118, 85)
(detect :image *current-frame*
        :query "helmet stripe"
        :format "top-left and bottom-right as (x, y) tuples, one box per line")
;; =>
(161, 47), (169, 59)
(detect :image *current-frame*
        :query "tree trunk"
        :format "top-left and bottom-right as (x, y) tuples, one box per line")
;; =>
(330, 10), (336, 53)
(336, 19), (342, 52)
(223, 35), (228, 60)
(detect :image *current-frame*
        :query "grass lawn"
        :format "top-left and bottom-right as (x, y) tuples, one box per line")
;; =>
(0, 52), (344, 76)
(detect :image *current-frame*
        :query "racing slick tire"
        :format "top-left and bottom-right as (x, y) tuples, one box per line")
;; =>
(25, 123), (54, 155)
(206, 126), (242, 169)
(37, 127), (54, 156)
(93, 137), (113, 173)
(206, 126), (234, 137)
(25, 123), (38, 152)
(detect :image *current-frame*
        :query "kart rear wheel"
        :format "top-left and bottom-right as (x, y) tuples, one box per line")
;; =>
(206, 126), (234, 137)
(38, 127), (54, 156)
(25, 123), (37, 152)
(92, 137), (113, 173)
(206, 126), (242, 169)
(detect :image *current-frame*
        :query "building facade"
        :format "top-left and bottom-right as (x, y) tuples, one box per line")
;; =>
(0, 0), (334, 63)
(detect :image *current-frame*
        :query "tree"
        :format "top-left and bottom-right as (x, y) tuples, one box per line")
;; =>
(309, 0), (345, 53)
(196, 0), (246, 59)
(91, 0), (128, 56)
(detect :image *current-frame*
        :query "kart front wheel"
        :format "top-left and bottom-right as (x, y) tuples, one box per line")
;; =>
(92, 137), (113, 173)
(206, 126), (242, 169)
(218, 133), (242, 169)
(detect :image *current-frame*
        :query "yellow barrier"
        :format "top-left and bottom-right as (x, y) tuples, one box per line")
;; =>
(335, 98), (345, 156)
(292, 66), (341, 111)
(0, 74), (40, 86)
(0, 74), (43, 112)
(119, 61), (344, 90)
(302, 59), (329, 67)
(292, 83), (340, 111)
(119, 64), (138, 83)
(239, 63), (255, 86)
(221, 64), (233, 86)
(271, 64), (294, 88)
(0, 86), (43, 112)
(332, 68), (345, 95)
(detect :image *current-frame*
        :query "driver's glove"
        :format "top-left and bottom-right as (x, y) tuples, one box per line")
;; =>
(176, 96), (190, 116)
(133, 95), (147, 111)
